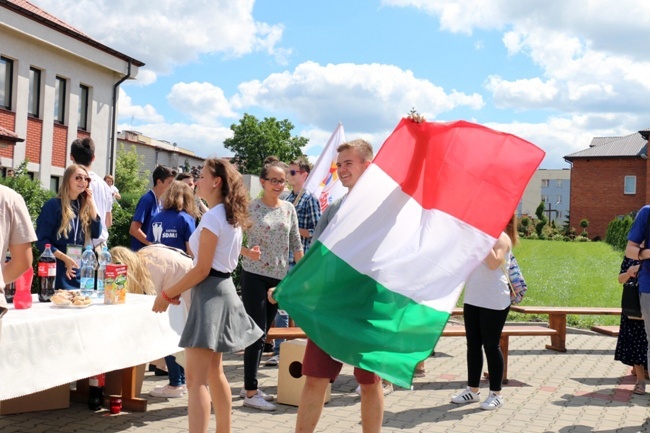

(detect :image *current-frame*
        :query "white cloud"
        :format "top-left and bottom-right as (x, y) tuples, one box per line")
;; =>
(117, 88), (164, 123)
(486, 76), (559, 109)
(231, 61), (484, 132)
(30, 0), (289, 81)
(167, 82), (238, 124)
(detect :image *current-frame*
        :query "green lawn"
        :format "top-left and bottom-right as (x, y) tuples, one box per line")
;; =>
(508, 239), (625, 328)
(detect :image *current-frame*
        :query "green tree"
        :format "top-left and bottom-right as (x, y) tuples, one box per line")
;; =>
(115, 143), (149, 196)
(580, 218), (589, 237)
(0, 160), (54, 221)
(224, 113), (308, 174)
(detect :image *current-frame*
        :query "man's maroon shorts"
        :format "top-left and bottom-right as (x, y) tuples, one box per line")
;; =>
(302, 339), (380, 385)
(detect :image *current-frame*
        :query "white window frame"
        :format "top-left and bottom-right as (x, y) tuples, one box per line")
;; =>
(624, 176), (637, 195)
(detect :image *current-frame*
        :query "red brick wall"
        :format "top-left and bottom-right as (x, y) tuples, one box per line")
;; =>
(0, 110), (16, 159)
(25, 118), (42, 164)
(52, 124), (68, 168)
(570, 158), (647, 239)
(77, 130), (90, 140)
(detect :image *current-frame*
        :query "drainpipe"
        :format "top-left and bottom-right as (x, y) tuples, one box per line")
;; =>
(109, 60), (132, 174)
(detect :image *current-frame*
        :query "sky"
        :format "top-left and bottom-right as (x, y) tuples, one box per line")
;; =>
(30, 0), (650, 168)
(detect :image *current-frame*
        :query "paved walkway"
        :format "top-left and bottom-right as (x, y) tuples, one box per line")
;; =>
(2, 328), (650, 432)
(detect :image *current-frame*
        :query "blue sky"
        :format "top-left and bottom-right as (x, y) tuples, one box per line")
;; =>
(32, 0), (650, 168)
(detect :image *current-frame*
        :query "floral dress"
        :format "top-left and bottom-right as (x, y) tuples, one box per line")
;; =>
(614, 256), (648, 367)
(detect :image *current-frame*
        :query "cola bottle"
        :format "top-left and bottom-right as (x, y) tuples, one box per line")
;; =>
(88, 373), (105, 410)
(38, 244), (56, 302)
(4, 253), (14, 303)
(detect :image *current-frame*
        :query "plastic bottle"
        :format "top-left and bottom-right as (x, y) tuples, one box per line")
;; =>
(38, 244), (56, 302)
(4, 252), (14, 303)
(80, 246), (97, 297)
(96, 247), (111, 298)
(88, 373), (105, 410)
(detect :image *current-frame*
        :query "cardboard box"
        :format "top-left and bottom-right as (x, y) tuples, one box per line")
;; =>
(104, 364), (146, 397)
(0, 384), (70, 415)
(104, 264), (127, 304)
(277, 339), (331, 406)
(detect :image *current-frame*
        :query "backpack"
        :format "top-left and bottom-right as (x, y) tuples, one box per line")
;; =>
(502, 251), (527, 305)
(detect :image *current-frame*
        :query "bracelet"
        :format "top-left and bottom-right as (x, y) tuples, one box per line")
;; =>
(639, 248), (645, 261)
(161, 290), (178, 303)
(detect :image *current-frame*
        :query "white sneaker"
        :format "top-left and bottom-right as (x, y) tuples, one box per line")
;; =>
(264, 355), (279, 366)
(149, 384), (186, 398)
(480, 392), (503, 410)
(354, 381), (393, 396)
(238, 388), (274, 401)
(243, 393), (277, 411)
(451, 387), (481, 404)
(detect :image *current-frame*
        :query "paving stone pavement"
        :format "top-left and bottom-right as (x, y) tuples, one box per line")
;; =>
(2, 329), (650, 432)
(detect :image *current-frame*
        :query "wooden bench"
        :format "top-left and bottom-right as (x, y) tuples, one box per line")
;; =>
(590, 325), (620, 337)
(510, 306), (621, 352)
(267, 323), (557, 384)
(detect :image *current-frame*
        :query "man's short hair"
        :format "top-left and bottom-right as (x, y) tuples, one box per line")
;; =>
(70, 138), (95, 166)
(337, 139), (373, 162)
(176, 172), (192, 182)
(290, 156), (312, 174)
(152, 165), (177, 186)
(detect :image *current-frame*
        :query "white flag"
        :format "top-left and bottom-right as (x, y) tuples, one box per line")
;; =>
(304, 123), (347, 211)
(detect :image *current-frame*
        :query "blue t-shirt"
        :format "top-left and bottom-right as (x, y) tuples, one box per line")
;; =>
(627, 205), (650, 293)
(130, 190), (160, 251)
(146, 210), (196, 252)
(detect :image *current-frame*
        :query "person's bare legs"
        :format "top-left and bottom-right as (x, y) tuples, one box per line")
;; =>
(185, 348), (213, 433)
(207, 352), (231, 433)
(295, 376), (330, 433)
(359, 381), (384, 433)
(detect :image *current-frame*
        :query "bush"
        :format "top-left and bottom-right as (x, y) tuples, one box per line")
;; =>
(605, 214), (633, 251)
(575, 235), (590, 242)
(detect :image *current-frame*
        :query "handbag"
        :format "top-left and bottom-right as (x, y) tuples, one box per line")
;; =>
(501, 251), (527, 305)
(621, 279), (643, 320)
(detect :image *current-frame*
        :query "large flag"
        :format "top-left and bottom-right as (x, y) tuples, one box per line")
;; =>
(303, 123), (347, 211)
(274, 119), (545, 389)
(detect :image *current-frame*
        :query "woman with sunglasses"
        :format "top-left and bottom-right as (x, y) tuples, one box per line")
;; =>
(35, 164), (101, 290)
(239, 158), (303, 411)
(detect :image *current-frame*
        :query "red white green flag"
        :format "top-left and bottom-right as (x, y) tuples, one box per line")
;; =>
(274, 119), (545, 388)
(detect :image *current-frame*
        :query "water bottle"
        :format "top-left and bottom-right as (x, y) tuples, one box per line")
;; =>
(96, 247), (111, 298)
(38, 244), (56, 302)
(80, 246), (97, 297)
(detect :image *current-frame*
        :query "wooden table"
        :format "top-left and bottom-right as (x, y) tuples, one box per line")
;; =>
(0, 294), (183, 411)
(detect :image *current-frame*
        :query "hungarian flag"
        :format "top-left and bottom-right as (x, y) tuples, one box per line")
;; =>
(274, 119), (544, 388)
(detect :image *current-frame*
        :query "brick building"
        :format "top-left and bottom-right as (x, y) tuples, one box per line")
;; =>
(0, 0), (143, 190)
(564, 129), (650, 239)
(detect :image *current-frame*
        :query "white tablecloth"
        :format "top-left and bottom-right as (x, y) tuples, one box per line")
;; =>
(0, 294), (183, 400)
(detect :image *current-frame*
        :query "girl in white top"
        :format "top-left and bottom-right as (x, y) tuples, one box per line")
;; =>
(153, 158), (262, 433)
(451, 214), (517, 411)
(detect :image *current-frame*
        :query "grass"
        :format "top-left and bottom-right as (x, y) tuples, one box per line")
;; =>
(508, 239), (625, 328)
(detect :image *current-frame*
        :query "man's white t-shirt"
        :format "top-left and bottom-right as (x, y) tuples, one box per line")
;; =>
(88, 171), (113, 246)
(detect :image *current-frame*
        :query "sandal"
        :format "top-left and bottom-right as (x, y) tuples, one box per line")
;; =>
(634, 381), (646, 395)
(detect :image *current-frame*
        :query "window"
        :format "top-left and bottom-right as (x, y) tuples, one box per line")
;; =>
(624, 176), (637, 195)
(557, 195), (562, 204)
(541, 179), (550, 187)
(0, 57), (13, 109)
(28, 67), (41, 118)
(78, 84), (89, 130)
(556, 179), (563, 187)
(54, 76), (66, 123)
(50, 176), (60, 193)
(541, 195), (548, 203)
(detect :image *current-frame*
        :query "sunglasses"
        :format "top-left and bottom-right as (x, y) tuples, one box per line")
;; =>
(75, 175), (92, 183)
(263, 178), (287, 186)
(289, 170), (304, 176)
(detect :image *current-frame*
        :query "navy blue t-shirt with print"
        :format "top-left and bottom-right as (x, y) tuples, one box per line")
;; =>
(146, 209), (196, 252)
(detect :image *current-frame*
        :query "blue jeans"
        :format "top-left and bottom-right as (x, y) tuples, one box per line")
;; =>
(273, 310), (289, 356)
(165, 355), (185, 387)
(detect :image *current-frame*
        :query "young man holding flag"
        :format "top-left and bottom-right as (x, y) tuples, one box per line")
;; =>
(272, 139), (384, 433)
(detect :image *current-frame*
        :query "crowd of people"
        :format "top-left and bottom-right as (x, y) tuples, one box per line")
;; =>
(4, 132), (650, 433)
